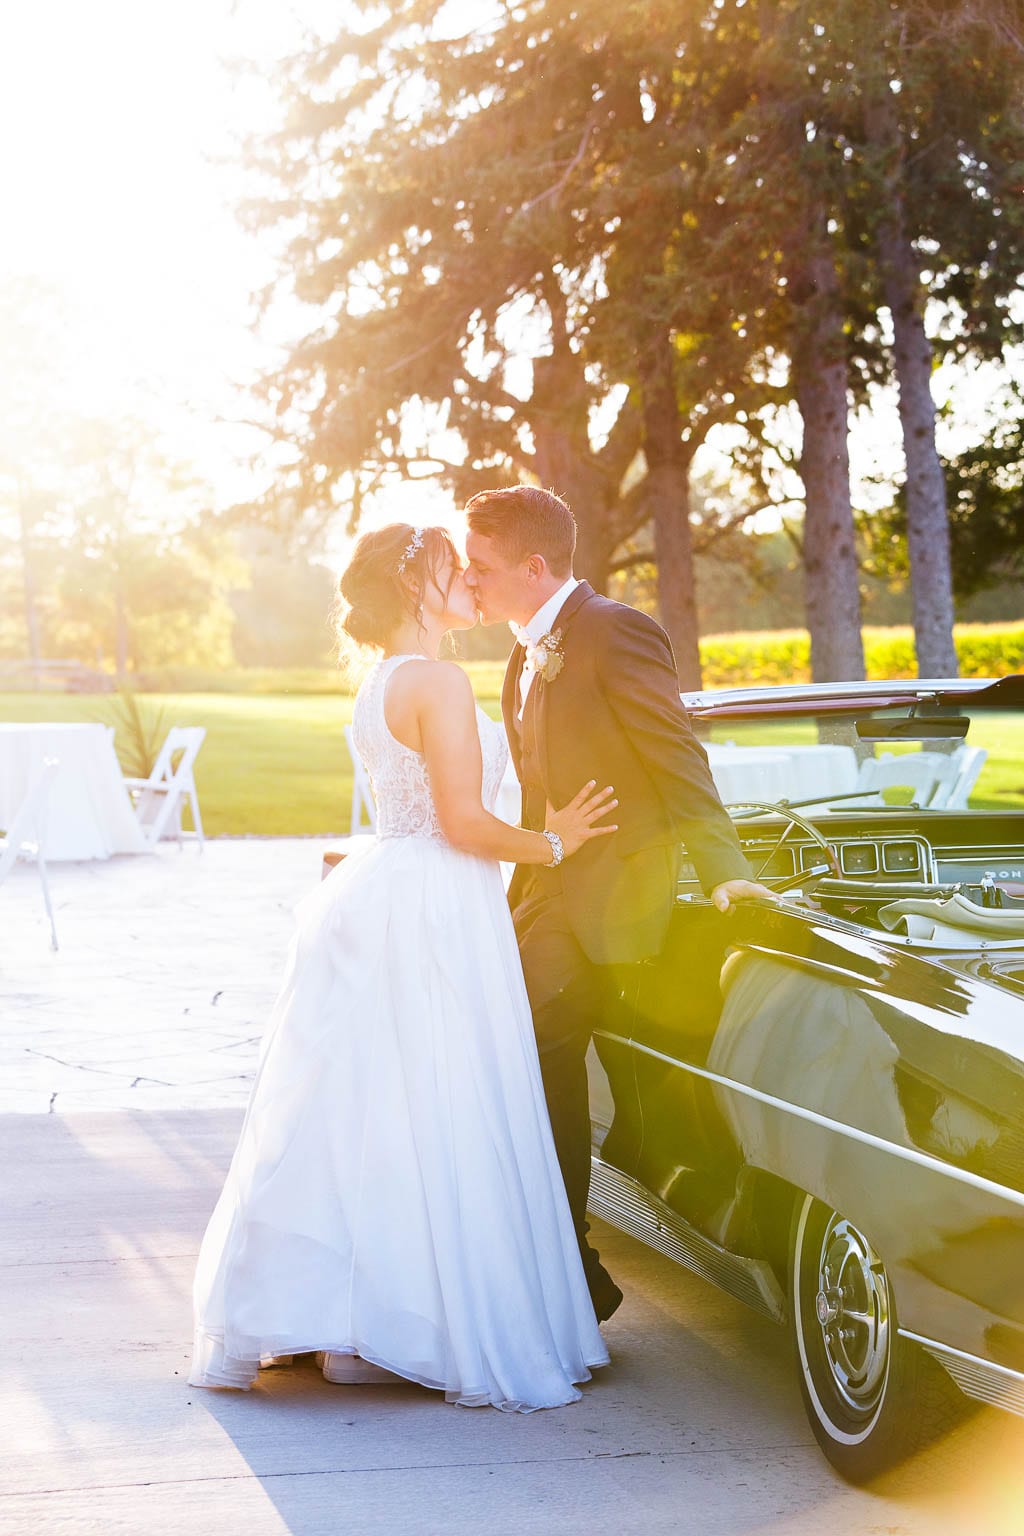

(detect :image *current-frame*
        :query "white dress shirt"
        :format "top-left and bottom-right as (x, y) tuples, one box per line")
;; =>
(509, 576), (579, 719)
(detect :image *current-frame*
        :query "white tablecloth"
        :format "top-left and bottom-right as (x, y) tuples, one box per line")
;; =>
(705, 742), (858, 806)
(704, 744), (792, 804)
(778, 743), (859, 802)
(496, 742), (859, 823)
(0, 723), (150, 860)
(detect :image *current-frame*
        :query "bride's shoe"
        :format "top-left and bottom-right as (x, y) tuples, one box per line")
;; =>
(318, 1351), (404, 1385)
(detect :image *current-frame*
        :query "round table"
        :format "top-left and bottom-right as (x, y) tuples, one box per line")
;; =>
(704, 742), (859, 806)
(704, 744), (792, 804)
(777, 743), (859, 802)
(0, 723), (150, 860)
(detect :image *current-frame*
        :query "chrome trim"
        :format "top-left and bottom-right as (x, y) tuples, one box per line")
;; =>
(681, 676), (1002, 713)
(595, 1030), (1024, 1212)
(935, 848), (1024, 862)
(899, 1331), (1024, 1418)
(812, 1214), (892, 1413)
(587, 1157), (785, 1324)
(840, 843), (879, 875)
(728, 834), (934, 883)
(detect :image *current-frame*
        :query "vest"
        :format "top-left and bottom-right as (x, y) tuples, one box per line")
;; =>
(510, 686), (548, 832)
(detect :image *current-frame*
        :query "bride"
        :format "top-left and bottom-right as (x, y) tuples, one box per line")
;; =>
(189, 522), (616, 1411)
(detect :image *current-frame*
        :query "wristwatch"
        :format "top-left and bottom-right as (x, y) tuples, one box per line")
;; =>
(541, 830), (564, 866)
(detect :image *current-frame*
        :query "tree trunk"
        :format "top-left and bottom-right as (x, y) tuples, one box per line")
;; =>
(571, 518), (612, 597)
(527, 278), (649, 598)
(881, 232), (957, 676)
(532, 423), (615, 594)
(16, 485), (42, 668)
(639, 332), (702, 688)
(789, 249), (866, 682)
(866, 97), (958, 678)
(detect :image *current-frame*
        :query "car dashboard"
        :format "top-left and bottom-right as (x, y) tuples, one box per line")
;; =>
(680, 811), (1024, 942)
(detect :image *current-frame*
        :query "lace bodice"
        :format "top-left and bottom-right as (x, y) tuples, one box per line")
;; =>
(351, 655), (509, 841)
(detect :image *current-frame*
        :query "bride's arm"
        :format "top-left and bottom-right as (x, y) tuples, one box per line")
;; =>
(414, 661), (615, 864)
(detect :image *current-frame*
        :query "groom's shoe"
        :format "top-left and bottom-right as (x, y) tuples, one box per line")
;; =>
(592, 1280), (624, 1324)
(318, 1351), (404, 1385)
(584, 1248), (623, 1323)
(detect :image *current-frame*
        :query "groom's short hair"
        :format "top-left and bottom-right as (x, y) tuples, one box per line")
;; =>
(465, 486), (576, 577)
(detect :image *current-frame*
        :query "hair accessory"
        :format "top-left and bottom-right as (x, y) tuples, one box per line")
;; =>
(397, 527), (425, 574)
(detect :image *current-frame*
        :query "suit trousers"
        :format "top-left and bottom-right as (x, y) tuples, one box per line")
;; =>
(512, 864), (621, 1318)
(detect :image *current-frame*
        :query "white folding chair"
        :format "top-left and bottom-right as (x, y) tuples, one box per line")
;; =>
(926, 745), (988, 810)
(1, 757), (59, 950)
(344, 725), (377, 833)
(124, 726), (206, 849)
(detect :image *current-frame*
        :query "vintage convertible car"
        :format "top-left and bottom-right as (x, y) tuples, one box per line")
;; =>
(587, 675), (1024, 1482)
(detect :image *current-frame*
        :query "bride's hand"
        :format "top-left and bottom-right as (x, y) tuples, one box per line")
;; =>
(545, 782), (618, 859)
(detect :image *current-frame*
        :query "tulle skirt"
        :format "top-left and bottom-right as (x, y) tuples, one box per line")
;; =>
(189, 834), (608, 1411)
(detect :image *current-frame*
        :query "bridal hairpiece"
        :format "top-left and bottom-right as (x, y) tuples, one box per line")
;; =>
(397, 527), (425, 574)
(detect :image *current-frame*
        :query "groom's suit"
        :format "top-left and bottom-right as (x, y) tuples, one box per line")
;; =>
(502, 581), (751, 1317)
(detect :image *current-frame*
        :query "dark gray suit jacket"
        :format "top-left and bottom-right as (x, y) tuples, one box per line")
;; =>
(503, 582), (751, 964)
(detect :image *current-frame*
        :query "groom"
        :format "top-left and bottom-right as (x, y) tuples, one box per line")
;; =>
(464, 486), (772, 1322)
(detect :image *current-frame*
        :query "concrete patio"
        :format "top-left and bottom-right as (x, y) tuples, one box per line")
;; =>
(2, 841), (1023, 1533)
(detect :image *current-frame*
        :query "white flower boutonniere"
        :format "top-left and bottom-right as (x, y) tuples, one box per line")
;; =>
(525, 627), (565, 684)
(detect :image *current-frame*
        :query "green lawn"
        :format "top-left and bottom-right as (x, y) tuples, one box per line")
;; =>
(4, 676), (1022, 834)
(0, 666), (506, 837)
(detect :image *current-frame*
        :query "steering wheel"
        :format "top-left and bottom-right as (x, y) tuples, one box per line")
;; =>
(723, 800), (840, 889)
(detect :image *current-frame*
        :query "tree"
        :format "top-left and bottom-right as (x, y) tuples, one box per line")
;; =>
(229, 528), (337, 666)
(241, 0), (781, 684)
(847, 0), (1024, 676)
(947, 410), (1024, 598)
(54, 420), (241, 672)
(587, 11), (795, 683)
(862, 396), (1024, 606)
(241, 2), (652, 594)
(241, 0), (1022, 691)
(683, 0), (869, 680)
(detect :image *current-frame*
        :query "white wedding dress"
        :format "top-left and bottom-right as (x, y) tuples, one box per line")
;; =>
(190, 654), (608, 1411)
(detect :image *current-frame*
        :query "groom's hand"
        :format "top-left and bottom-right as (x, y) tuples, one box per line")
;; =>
(710, 878), (778, 913)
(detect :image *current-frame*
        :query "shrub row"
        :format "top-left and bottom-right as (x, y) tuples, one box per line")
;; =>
(698, 623), (1024, 687)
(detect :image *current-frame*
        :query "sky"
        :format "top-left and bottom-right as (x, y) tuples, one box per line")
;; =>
(0, 0), (479, 566)
(1, 2), (320, 511)
(1, 1), (1019, 573)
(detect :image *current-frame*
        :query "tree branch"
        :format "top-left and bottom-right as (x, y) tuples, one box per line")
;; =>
(609, 548), (656, 573)
(520, 124), (595, 214)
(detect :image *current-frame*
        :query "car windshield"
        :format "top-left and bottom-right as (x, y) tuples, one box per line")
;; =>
(694, 705), (1024, 815)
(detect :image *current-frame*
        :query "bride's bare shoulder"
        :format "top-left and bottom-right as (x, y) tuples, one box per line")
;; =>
(394, 658), (475, 712)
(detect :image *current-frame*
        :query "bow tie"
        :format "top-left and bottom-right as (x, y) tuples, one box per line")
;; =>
(509, 621), (531, 647)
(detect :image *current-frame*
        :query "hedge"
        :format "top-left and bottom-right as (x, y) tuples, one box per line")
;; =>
(699, 623), (1024, 688)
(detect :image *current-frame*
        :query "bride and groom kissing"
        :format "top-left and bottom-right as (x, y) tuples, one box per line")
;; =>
(189, 486), (771, 1412)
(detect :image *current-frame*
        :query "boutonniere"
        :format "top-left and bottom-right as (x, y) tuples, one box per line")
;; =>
(525, 628), (565, 683)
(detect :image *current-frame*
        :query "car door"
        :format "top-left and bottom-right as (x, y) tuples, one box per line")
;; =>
(623, 899), (743, 1235)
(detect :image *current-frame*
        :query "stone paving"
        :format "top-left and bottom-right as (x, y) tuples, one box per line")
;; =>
(3, 838), (1024, 1532)
(1, 838), (331, 1115)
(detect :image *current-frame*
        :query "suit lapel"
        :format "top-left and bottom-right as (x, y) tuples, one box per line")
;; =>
(528, 581), (596, 790)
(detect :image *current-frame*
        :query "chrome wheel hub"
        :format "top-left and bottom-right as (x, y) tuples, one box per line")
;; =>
(813, 1215), (891, 1414)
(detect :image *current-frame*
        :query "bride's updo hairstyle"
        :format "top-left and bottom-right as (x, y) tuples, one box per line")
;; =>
(338, 522), (459, 651)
